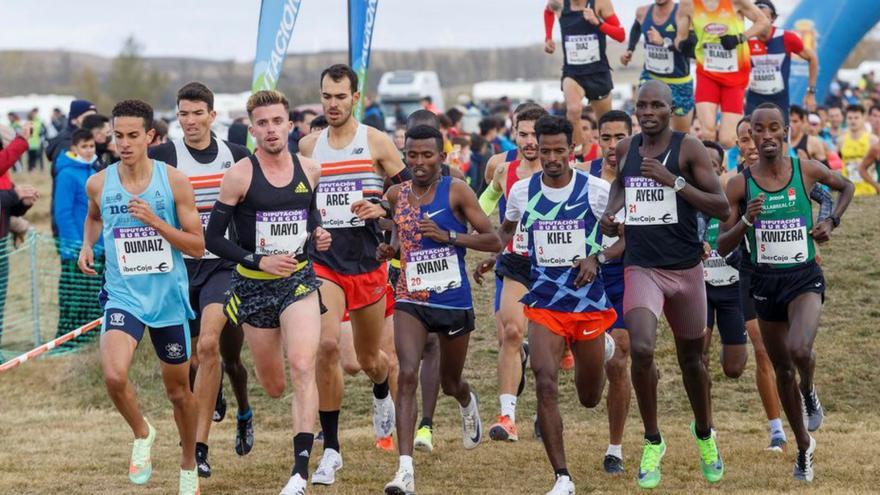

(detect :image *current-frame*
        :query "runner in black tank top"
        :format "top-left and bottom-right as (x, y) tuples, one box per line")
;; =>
(600, 81), (730, 489)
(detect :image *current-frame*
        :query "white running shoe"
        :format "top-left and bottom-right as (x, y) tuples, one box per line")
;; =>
(604, 333), (616, 363)
(546, 474), (575, 495)
(373, 395), (396, 438)
(384, 468), (416, 495)
(310, 448), (342, 485)
(280, 473), (307, 495)
(793, 436), (816, 483)
(460, 392), (482, 450)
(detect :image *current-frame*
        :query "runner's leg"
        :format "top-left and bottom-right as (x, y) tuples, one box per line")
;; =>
(100, 330), (149, 438)
(787, 293), (821, 404)
(759, 320), (811, 451)
(718, 112), (742, 149)
(194, 304), (226, 444)
(437, 329), (474, 407)
(563, 77), (588, 150)
(281, 292), (322, 435)
(671, 109), (694, 133)
(605, 328), (631, 447)
(220, 322), (249, 415)
(529, 322), (567, 471)
(572, 334), (607, 408)
(497, 279), (528, 419)
(696, 102), (720, 143)
(747, 319), (782, 420)
(626, 308), (661, 436)
(589, 96), (612, 121)
(316, 280), (345, 452)
(339, 321), (361, 376)
(159, 358), (198, 470)
(241, 323), (286, 398)
(393, 309), (430, 457)
(419, 333), (441, 424)
(349, 295), (392, 384)
(381, 315), (399, 400)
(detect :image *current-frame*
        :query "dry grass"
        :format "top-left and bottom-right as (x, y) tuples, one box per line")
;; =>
(1, 173), (879, 494)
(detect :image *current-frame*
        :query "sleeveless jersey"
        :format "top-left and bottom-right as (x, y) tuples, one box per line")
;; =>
(704, 217), (739, 286)
(746, 28), (791, 109)
(621, 132), (701, 269)
(519, 170), (610, 313)
(310, 123), (385, 274)
(560, 0), (609, 75)
(101, 161), (194, 327)
(394, 176), (471, 309)
(642, 3), (691, 80)
(840, 131), (876, 196)
(233, 154), (314, 265)
(497, 149), (519, 223)
(693, 0), (750, 86)
(744, 157), (815, 269)
(171, 137), (236, 261)
(587, 158), (624, 267)
(504, 160), (530, 256)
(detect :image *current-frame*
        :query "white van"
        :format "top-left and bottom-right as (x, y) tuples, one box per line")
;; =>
(377, 71), (444, 129)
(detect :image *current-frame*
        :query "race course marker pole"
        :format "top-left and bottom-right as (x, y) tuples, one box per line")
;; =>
(0, 318), (102, 374)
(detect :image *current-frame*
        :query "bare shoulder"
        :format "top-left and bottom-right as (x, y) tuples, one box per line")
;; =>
(85, 170), (106, 197)
(635, 4), (648, 21)
(297, 153), (322, 184)
(298, 132), (319, 157)
(165, 164), (189, 185)
(367, 125), (394, 150)
(385, 183), (402, 204)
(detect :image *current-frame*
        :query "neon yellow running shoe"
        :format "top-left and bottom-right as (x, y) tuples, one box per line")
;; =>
(414, 425), (434, 453)
(129, 420), (156, 485)
(637, 438), (666, 489)
(691, 422), (724, 483)
(179, 468), (200, 495)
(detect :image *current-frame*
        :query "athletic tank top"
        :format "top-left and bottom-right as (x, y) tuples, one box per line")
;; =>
(621, 132), (701, 269)
(101, 161), (194, 327)
(172, 137), (236, 260)
(693, 0), (750, 86)
(793, 133), (811, 159)
(310, 123), (385, 273)
(560, 0), (609, 75)
(746, 28), (791, 107)
(497, 149), (519, 223)
(504, 160), (530, 256)
(520, 170), (609, 313)
(840, 131), (876, 196)
(587, 158), (624, 268)
(234, 154), (313, 264)
(642, 3), (690, 79)
(744, 157), (815, 269)
(704, 217), (739, 286)
(394, 176), (471, 309)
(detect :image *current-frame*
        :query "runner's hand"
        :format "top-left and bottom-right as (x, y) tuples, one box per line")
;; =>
(419, 217), (449, 243)
(804, 92), (816, 112)
(745, 194), (765, 224)
(314, 227), (332, 251)
(582, 7), (600, 25)
(640, 157), (676, 187)
(127, 197), (159, 227)
(544, 39), (556, 54)
(351, 199), (386, 220)
(78, 245), (97, 276)
(573, 255), (599, 288)
(702, 241), (711, 261)
(258, 255), (298, 277)
(13, 184), (39, 206)
(809, 219), (833, 244)
(620, 50), (632, 66)
(600, 212), (621, 237)
(719, 34), (740, 50)
(472, 254), (498, 286)
(647, 27), (663, 46)
(376, 242), (395, 262)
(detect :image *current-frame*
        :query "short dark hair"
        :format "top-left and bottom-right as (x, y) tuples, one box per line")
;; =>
(421, 96), (432, 103)
(81, 113), (110, 132)
(301, 108), (318, 118)
(790, 104), (807, 120)
(598, 110), (632, 134)
(513, 102), (542, 116)
(479, 117), (497, 136)
(445, 107), (463, 125)
(407, 109), (439, 130)
(702, 140), (726, 165)
(246, 90), (290, 117)
(71, 129), (94, 147)
(736, 115), (751, 134)
(405, 124), (444, 151)
(437, 114), (453, 130)
(310, 115), (328, 132)
(753, 102), (785, 123)
(177, 81), (214, 110)
(112, 99), (153, 130)
(580, 111), (597, 131)
(845, 103), (865, 115)
(535, 115), (573, 146)
(515, 107), (548, 128)
(152, 119), (169, 139)
(321, 64), (358, 93)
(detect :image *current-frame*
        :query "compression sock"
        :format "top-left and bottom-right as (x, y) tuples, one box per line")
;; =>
(292, 433), (315, 478)
(319, 410), (340, 452)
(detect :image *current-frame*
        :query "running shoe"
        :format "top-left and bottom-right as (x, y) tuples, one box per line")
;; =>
(517, 342), (530, 397)
(384, 468), (415, 495)
(280, 473), (307, 495)
(604, 333), (616, 363)
(129, 420), (156, 485)
(560, 347), (574, 371)
(637, 438), (666, 489)
(690, 422), (724, 483)
(793, 435), (816, 482)
(195, 445), (211, 478)
(373, 395), (396, 439)
(801, 386), (824, 432)
(311, 448), (342, 485)
(603, 454), (624, 474)
(178, 468), (199, 495)
(414, 425), (434, 453)
(460, 392), (482, 450)
(545, 474), (575, 495)
(235, 413), (254, 456)
(376, 435), (394, 452)
(213, 386), (226, 423)
(765, 436), (787, 453)
(488, 415), (519, 442)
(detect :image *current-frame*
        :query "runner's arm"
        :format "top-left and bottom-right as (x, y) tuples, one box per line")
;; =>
(735, 0), (770, 40)
(78, 174), (105, 275)
(674, 0), (694, 48)
(371, 127), (410, 183)
(716, 174), (748, 256)
(806, 158), (854, 225)
(678, 136), (731, 219)
(451, 180), (502, 253)
(626, 11), (643, 52)
(205, 160), (262, 269)
(809, 184), (833, 223)
(545, 6), (556, 40)
(858, 142), (880, 192)
(602, 234), (625, 261)
(157, 167), (205, 258)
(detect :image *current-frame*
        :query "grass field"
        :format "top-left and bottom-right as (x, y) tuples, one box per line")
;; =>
(1, 171), (879, 494)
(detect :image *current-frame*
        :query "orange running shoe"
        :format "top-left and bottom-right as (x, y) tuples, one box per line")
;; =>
(376, 435), (394, 451)
(488, 415), (519, 442)
(560, 347), (574, 371)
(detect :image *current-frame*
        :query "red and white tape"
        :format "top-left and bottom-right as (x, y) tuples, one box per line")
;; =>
(0, 318), (102, 373)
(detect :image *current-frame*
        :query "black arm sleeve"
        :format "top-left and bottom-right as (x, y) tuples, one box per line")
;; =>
(627, 19), (642, 52)
(206, 201), (262, 270)
(388, 167), (412, 185)
(810, 184), (834, 222)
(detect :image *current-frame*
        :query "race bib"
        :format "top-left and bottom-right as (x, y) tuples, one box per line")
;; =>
(846, 161), (863, 183)
(113, 226), (174, 276)
(405, 246), (462, 293)
(317, 180), (364, 229)
(255, 209), (308, 256)
(645, 43), (674, 74)
(565, 34), (600, 65)
(749, 64), (784, 95)
(703, 42), (737, 73)
(600, 209), (624, 253)
(184, 211), (220, 260)
(533, 219), (586, 267)
(511, 221), (529, 255)
(704, 250), (739, 286)
(625, 176), (678, 225)
(755, 217), (809, 265)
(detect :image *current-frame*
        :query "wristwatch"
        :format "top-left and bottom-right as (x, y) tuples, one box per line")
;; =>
(597, 252), (607, 264)
(806, 86), (817, 94)
(828, 214), (840, 228)
(448, 230), (458, 245)
(673, 176), (687, 192)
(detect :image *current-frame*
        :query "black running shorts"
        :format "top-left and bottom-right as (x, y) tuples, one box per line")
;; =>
(226, 263), (323, 329)
(495, 252), (532, 289)
(187, 260), (233, 337)
(395, 302), (475, 339)
(706, 283), (747, 345)
(562, 70), (613, 101)
(750, 262), (825, 323)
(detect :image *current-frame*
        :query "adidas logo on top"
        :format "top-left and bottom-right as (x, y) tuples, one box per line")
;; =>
(294, 182), (308, 193)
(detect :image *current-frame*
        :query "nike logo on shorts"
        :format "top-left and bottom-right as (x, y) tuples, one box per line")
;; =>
(449, 327), (464, 336)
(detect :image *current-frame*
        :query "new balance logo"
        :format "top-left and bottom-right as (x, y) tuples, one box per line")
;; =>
(294, 182), (308, 193)
(352, 147), (364, 155)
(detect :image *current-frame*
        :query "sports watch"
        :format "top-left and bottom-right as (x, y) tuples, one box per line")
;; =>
(673, 176), (687, 192)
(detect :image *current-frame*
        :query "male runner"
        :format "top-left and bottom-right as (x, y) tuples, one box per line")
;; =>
(675, 0), (769, 148)
(579, 111), (602, 160)
(148, 81), (254, 477)
(545, 0), (625, 151)
(600, 81), (730, 489)
(380, 125), (501, 495)
(78, 99), (203, 494)
(744, 0), (818, 121)
(789, 105), (828, 164)
(717, 103), (853, 482)
(838, 104), (878, 196)
(622, 0), (695, 132)
(205, 90), (332, 495)
(503, 115), (616, 495)
(298, 64), (410, 486)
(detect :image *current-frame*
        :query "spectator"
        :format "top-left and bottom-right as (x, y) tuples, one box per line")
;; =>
(50, 107), (66, 134)
(45, 99), (96, 163)
(827, 105), (845, 143)
(26, 108), (46, 172)
(467, 134), (490, 193)
(492, 117), (517, 153)
(392, 127), (406, 154)
(0, 182), (39, 347)
(362, 96), (386, 132)
(445, 107), (464, 138)
(227, 116), (249, 147)
(288, 109), (316, 153)
(393, 104), (407, 128)
(52, 129), (104, 342)
(478, 117), (499, 154)
(82, 114), (115, 167)
(309, 114), (329, 134)
(421, 96), (440, 114)
(150, 119), (169, 146)
(580, 111), (600, 160)
(437, 114), (456, 153)
(0, 122), (31, 189)
(450, 135), (472, 177)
